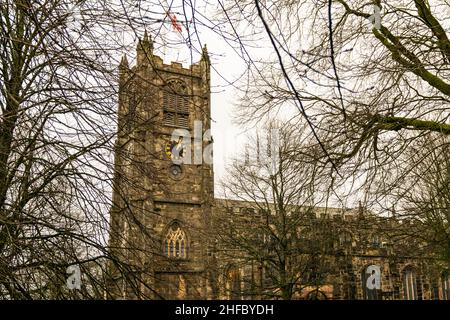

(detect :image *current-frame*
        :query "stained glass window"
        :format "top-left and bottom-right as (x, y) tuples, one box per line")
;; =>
(403, 268), (418, 300)
(442, 273), (450, 300)
(164, 223), (187, 259)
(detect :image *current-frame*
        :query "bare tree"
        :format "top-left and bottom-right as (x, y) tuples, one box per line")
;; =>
(2, 0), (447, 300)
(0, 0), (245, 299)
(211, 0), (450, 266)
(211, 125), (337, 299)
(0, 0), (135, 299)
(381, 135), (450, 266)
(213, 0), (448, 178)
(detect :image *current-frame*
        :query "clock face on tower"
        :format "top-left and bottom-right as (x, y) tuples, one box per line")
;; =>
(168, 164), (184, 180)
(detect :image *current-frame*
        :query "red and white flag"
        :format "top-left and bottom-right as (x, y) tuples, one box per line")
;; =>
(167, 11), (182, 33)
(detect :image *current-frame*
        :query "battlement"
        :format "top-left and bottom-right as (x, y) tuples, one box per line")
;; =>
(145, 54), (203, 77)
(119, 31), (209, 80)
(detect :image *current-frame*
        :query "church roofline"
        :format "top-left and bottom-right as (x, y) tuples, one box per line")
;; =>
(212, 197), (381, 219)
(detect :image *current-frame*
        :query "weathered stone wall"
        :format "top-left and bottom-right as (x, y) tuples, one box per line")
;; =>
(109, 33), (212, 299)
(210, 200), (447, 300)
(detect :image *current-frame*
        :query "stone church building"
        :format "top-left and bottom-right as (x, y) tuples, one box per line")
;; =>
(107, 32), (450, 300)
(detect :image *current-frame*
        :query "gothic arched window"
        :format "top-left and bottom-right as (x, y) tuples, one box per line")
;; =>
(403, 267), (418, 300)
(162, 80), (189, 128)
(225, 266), (241, 300)
(339, 231), (353, 246)
(164, 223), (187, 259)
(369, 234), (381, 248)
(442, 272), (450, 300)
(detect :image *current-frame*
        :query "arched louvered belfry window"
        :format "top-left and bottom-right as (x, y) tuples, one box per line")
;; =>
(164, 222), (187, 259)
(162, 79), (189, 128)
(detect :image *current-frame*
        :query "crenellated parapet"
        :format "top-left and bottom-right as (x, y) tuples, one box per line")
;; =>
(119, 31), (210, 82)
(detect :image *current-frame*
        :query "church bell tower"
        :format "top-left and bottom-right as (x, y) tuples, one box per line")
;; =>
(108, 31), (214, 299)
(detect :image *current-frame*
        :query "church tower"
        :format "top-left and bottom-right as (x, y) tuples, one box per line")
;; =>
(108, 31), (214, 299)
